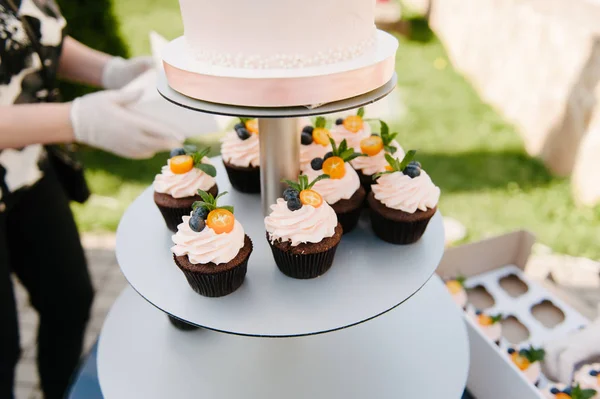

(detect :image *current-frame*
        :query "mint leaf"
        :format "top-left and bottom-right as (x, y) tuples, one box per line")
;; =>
(456, 275), (467, 285)
(307, 174), (330, 189)
(282, 179), (301, 192)
(357, 107), (365, 118)
(329, 137), (338, 155)
(196, 163), (217, 177)
(490, 314), (503, 324)
(338, 139), (348, 155)
(523, 346), (545, 363)
(197, 190), (213, 204)
(215, 191), (228, 202)
(239, 117), (252, 124)
(315, 116), (326, 129)
(344, 152), (367, 162)
(219, 205), (234, 214)
(373, 170), (393, 180)
(380, 120), (389, 137)
(384, 153), (397, 170)
(384, 145), (397, 155)
(398, 150), (417, 171)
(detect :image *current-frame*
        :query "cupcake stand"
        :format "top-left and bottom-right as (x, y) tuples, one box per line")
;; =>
(96, 31), (471, 398)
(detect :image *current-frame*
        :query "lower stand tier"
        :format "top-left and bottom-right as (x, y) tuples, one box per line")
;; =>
(116, 158), (445, 337)
(97, 276), (470, 399)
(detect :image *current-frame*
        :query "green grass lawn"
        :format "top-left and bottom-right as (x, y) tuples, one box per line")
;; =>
(71, 5), (600, 259)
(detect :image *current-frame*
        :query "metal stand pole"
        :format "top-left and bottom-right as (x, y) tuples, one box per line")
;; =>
(259, 118), (300, 215)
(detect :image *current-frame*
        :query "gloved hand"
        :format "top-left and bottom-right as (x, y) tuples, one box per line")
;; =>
(542, 317), (600, 384)
(102, 56), (154, 90)
(70, 89), (184, 159)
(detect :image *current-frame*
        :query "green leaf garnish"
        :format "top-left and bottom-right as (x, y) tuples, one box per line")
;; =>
(398, 150), (417, 171)
(315, 116), (327, 129)
(519, 346), (545, 363)
(357, 107), (365, 118)
(184, 146), (215, 176)
(374, 150), (419, 179)
(192, 190), (234, 214)
(328, 137), (366, 163)
(239, 117), (252, 124)
(196, 163), (217, 177)
(490, 314), (503, 324)
(377, 121), (399, 155)
(571, 384), (597, 399)
(456, 275), (467, 285)
(282, 174), (330, 192)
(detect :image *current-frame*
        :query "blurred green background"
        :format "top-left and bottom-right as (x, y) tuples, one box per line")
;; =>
(61, 0), (600, 259)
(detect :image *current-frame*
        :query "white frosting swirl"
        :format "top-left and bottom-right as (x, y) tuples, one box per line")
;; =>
(221, 131), (260, 168)
(302, 163), (361, 205)
(467, 309), (502, 343)
(300, 142), (332, 170)
(330, 121), (371, 150)
(372, 170), (440, 213)
(172, 214), (245, 265)
(153, 157), (216, 198)
(265, 198), (337, 246)
(350, 140), (405, 176)
(522, 361), (541, 385)
(574, 363), (600, 392)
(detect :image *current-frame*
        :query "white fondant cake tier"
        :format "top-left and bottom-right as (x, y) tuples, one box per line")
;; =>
(178, 0), (377, 69)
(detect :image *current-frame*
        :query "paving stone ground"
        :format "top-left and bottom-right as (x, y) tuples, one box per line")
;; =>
(11, 228), (600, 399)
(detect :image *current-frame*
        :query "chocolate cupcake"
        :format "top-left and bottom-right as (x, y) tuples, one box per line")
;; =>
(172, 190), (252, 297)
(541, 383), (596, 399)
(299, 117), (333, 170)
(265, 175), (342, 279)
(154, 146), (218, 232)
(330, 107), (371, 151)
(369, 150), (440, 244)
(351, 120), (405, 193)
(221, 118), (260, 193)
(506, 346), (545, 387)
(467, 309), (502, 346)
(302, 138), (366, 234)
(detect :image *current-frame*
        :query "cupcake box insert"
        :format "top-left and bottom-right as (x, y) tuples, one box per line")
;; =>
(438, 231), (591, 399)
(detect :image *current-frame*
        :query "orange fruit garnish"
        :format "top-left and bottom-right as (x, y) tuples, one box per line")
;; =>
(207, 209), (235, 234)
(245, 119), (259, 134)
(555, 393), (571, 399)
(385, 165), (394, 172)
(445, 280), (463, 295)
(343, 115), (364, 133)
(360, 136), (384, 156)
(169, 155), (194, 174)
(312, 128), (331, 146)
(597, 374), (600, 385)
(322, 156), (346, 179)
(299, 189), (323, 208)
(511, 353), (530, 371)
(478, 314), (493, 326)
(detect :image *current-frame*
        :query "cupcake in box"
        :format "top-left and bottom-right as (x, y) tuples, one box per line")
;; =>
(302, 138), (366, 233)
(330, 107), (371, 151)
(467, 309), (502, 345)
(445, 276), (468, 309)
(221, 118), (260, 193)
(352, 120), (404, 192)
(172, 190), (253, 297)
(574, 364), (600, 395)
(506, 346), (546, 386)
(299, 117), (332, 170)
(154, 146), (218, 232)
(368, 150), (440, 244)
(542, 383), (597, 399)
(265, 175), (342, 279)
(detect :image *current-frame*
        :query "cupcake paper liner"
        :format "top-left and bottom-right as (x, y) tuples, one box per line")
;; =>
(156, 204), (194, 233)
(223, 162), (261, 193)
(369, 205), (433, 245)
(167, 315), (201, 331)
(335, 206), (362, 234)
(268, 240), (339, 279)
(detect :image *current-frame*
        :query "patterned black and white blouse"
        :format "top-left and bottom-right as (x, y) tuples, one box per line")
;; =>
(0, 0), (65, 204)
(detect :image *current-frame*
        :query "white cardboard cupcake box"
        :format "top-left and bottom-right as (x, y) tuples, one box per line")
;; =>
(437, 231), (591, 399)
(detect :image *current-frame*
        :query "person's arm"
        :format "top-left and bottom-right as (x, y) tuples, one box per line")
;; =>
(0, 103), (74, 149)
(57, 36), (112, 88)
(58, 36), (153, 89)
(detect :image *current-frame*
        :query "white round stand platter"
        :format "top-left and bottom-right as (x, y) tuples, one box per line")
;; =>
(116, 158), (445, 337)
(157, 70), (398, 118)
(97, 276), (469, 399)
(162, 30), (399, 107)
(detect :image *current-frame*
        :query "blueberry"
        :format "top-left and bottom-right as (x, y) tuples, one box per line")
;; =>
(475, 310), (482, 315)
(562, 387), (572, 395)
(335, 118), (343, 125)
(409, 161), (422, 168)
(301, 132), (313, 145)
(189, 215), (205, 232)
(518, 349), (528, 357)
(236, 127), (251, 140)
(590, 370), (599, 376)
(302, 125), (314, 134)
(507, 348), (515, 354)
(170, 148), (186, 157)
(311, 157), (324, 171)
(550, 388), (559, 395)
(403, 165), (421, 178)
(283, 188), (300, 201)
(323, 152), (333, 160)
(234, 123), (245, 132)
(287, 197), (302, 211)
(192, 206), (209, 220)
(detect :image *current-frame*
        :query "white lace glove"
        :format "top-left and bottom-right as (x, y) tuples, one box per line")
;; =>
(102, 56), (154, 90)
(542, 317), (600, 383)
(70, 89), (184, 159)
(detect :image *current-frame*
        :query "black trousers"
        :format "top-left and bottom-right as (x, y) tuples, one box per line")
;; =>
(0, 165), (94, 399)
